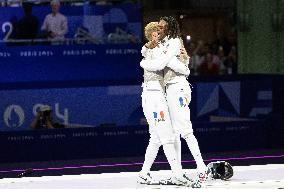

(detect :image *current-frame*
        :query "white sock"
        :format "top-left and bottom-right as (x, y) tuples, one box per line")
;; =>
(174, 135), (182, 167)
(163, 143), (183, 178)
(141, 141), (160, 175)
(184, 133), (206, 172)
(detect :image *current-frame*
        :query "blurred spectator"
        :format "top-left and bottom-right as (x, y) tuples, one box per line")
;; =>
(217, 46), (227, 74)
(188, 37), (237, 75)
(190, 40), (205, 74)
(7, 0), (21, 7)
(223, 46), (237, 74)
(41, 0), (68, 40)
(198, 52), (220, 75)
(30, 105), (65, 129)
(17, 2), (39, 40)
(214, 37), (232, 57)
(30, 105), (54, 129)
(95, 0), (113, 5)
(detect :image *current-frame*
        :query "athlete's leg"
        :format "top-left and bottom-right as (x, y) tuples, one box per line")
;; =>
(173, 134), (182, 166)
(148, 90), (189, 185)
(183, 132), (206, 172)
(140, 84), (190, 186)
(140, 89), (161, 176)
(146, 90), (183, 178)
(140, 133), (160, 175)
(166, 80), (206, 172)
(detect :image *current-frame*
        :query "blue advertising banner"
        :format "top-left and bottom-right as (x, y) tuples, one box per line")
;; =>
(0, 44), (142, 83)
(0, 120), (268, 163)
(0, 85), (143, 131)
(192, 79), (272, 121)
(0, 79), (273, 131)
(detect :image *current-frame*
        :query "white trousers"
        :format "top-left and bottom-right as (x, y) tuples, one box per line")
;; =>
(166, 77), (194, 137)
(166, 77), (207, 172)
(141, 81), (176, 145)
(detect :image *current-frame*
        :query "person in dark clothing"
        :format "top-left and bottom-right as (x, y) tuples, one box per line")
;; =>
(17, 3), (39, 40)
(198, 52), (220, 75)
(30, 105), (54, 129)
(30, 105), (65, 129)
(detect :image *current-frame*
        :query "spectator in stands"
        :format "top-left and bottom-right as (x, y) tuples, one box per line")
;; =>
(190, 40), (205, 75)
(186, 41), (195, 71)
(41, 0), (68, 40)
(223, 45), (237, 74)
(198, 52), (220, 75)
(7, 0), (21, 7)
(30, 105), (65, 129)
(95, 0), (113, 5)
(217, 46), (227, 74)
(17, 2), (39, 40)
(30, 105), (54, 129)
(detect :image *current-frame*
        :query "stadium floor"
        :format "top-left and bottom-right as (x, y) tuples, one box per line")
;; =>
(0, 164), (284, 189)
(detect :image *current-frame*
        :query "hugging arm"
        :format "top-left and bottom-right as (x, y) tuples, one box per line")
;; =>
(167, 57), (190, 76)
(140, 38), (181, 71)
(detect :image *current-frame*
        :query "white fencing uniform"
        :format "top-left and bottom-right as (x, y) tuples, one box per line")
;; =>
(165, 77), (193, 137)
(141, 37), (207, 173)
(141, 44), (174, 145)
(140, 42), (190, 180)
(141, 43), (190, 144)
(142, 81), (174, 144)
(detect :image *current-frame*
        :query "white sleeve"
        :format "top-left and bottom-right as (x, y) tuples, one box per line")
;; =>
(167, 57), (190, 76)
(141, 45), (147, 58)
(140, 38), (181, 71)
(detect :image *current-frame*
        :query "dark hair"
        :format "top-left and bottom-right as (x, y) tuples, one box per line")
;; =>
(22, 2), (33, 14)
(159, 16), (181, 39)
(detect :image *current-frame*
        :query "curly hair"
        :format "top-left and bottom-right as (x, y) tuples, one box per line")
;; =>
(159, 16), (181, 39)
(144, 22), (158, 41)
